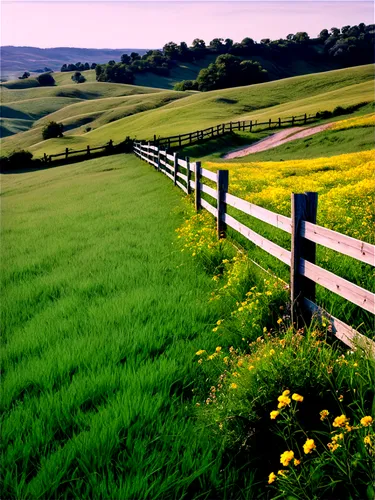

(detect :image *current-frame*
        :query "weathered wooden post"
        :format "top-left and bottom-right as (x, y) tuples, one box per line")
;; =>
(173, 152), (178, 185)
(148, 141), (151, 164)
(195, 161), (201, 212)
(43, 153), (47, 162)
(179, 135), (182, 147)
(217, 124), (220, 135)
(250, 120), (253, 132)
(87, 145), (90, 156)
(304, 113), (307, 124)
(292, 116), (295, 126)
(157, 149), (161, 172)
(65, 148), (69, 160)
(189, 133), (192, 144)
(186, 156), (191, 194)
(290, 192), (318, 325)
(230, 122), (232, 132)
(217, 170), (229, 240)
(279, 117), (281, 127)
(269, 118), (272, 128)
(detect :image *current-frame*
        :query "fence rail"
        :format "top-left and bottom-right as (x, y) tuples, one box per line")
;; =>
(149, 113), (317, 149)
(41, 112), (317, 166)
(133, 140), (375, 356)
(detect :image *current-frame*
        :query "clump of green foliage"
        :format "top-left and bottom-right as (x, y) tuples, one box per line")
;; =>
(36, 72), (55, 86)
(71, 71), (86, 84)
(42, 121), (64, 140)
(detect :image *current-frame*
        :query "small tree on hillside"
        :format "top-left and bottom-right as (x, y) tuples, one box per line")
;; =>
(19, 72), (30, 79)
(36, 73), (55, 86)
(71, 71), (86, 83)
(42, 121), (64, 140)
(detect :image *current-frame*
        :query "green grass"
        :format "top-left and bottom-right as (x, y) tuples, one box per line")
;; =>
(18, 64), (374, 158)
(1, 154), (244, 499)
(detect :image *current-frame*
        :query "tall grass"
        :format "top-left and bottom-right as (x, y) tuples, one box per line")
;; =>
(1, 154), (235, 499)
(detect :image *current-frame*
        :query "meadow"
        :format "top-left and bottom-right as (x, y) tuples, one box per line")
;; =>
(1, 154), (234, 499)
(1, 64), (374, 157)
(1, 63), (374, 499)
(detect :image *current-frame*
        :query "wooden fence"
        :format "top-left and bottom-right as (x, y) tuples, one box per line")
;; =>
(133, 141), (375, 356)
(41, 112), (316, 165)
(149, 113), (317, 149)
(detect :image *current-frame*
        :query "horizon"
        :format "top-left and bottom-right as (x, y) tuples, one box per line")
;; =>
(1, 1), (373, 49)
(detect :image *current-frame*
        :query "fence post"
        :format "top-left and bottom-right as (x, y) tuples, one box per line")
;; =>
(154, 134), (156, 144)
(65, 148), (69, 160)
(230, 122), (232, 132)
(250, 120), (252, 132)
(43, 153), (47, 162)
(292, 116), (295, 126)
(195, 161), (201, 212)
(179, 135), (182, 147)
(173, 152), (178, 185)
(304, 113), (307, 124)
(269, 118), (272, 128)
(290, 192), (318, 325)
(217, 170), (229, 240)
(279, 117), (281, 128)
(87, 145), (90, 156)
(186, 156), (191, 194)
(157, 149), (161, 172)
(148, 141), (151, 164)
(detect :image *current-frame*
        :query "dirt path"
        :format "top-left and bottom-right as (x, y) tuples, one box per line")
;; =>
(223, 123), (332, 159)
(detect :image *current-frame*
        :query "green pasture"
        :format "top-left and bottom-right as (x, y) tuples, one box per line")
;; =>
(1, 154), (241, 499)
(19, 64), (375, 157)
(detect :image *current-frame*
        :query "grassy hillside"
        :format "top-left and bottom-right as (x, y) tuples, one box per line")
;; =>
(9, 64), (372, 158)
(1, 70), (97, 89)
(1, 153), (231, 499)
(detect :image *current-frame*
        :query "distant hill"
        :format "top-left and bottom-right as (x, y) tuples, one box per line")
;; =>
(0, 46), (151, 81)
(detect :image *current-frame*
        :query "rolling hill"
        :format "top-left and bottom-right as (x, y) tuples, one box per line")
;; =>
(1, 64), (372, 157)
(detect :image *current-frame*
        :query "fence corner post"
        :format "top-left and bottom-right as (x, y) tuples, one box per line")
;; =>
(87, 145), (90, 156)
(290, 192), (318, 326)
(173, 152), (178, 185)
(65, 148), (69, 160)
(217, 170), (229, 240)
(195, 161), (201, 212)
(186, 156), (191, 194)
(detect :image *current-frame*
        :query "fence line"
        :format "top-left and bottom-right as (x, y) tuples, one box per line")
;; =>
(133, 140), (375, 356)
(41, 112), (317, 166)
(150, 113), (317, 149)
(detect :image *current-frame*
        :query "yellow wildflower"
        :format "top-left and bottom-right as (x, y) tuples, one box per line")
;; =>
(237, 359), (243, 367)
(292, 393), (304, 403)
(332, 433), (344, 442)
(269, 349), (275, 356)
(360, 416), (373, 427)
(230, 383), (238, 389)
(223, 357), (229, 364)
(215, 346), (222, 353)
(212, 327), (218, 332)
(303, 439), (316, 454)
(270, 411), (279, 420)
(277, 470), (287, 476)
(328, 442), (340, 452)
(294, 459), (301, 466)
(277, 394), (291, 408)
(333, 415), (349, 428)
(248, 365), (255, 370)
(280, 450), (294, 466)
(268, 472), (277, 484)
(320, 410), (329, 421)
(277, 318), (283, 324)
(196, 350), (205, 356)
(364, 435), (372, 445)
(282, 390), (290, 396)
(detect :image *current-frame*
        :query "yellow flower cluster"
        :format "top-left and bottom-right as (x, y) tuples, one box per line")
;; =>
(331, 113), (375, 131)
(206, 150), (374, 242)
(280, 450), (294, 466)
(303, 438), (316, 454)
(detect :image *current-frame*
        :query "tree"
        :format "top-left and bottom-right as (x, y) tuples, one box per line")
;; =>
(330, 27), (340, 37)
(61, 64), (68, 72)
(286, 34), (294, 41)
(241, 37), (255, 50)
(121, 53), (131, 64)
(91, 63), (97, 69)
(42, 121), (64, 140)
(224, 38), (233, 50)
(19, 72), (30, 79)
(36, 73), (55, 86)
(71, 71), (86, 83)
(341, 25), (350, 36)
(163, 42), (179, 59)
(178, 41), (191, 61)
(319, 29), (329, 41)
(130, 52), (141, 61)
(84, 62), (90, 71)
(174, 80), (198, 91)
(293, 32), (309, 43)
(209, 38), (224, 52)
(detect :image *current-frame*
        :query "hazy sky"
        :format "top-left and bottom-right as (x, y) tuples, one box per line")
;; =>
(1, 1), (373, 48)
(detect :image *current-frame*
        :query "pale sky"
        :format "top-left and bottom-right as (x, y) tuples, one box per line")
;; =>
(1, 1), (373, 49)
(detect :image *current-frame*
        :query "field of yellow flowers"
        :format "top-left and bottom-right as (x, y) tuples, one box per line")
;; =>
(205, 149), (374, 242)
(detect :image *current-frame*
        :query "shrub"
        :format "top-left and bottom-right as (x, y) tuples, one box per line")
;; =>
(174, 80), (199, 91)
(36, 73), (55, 86)
(18, 72), (30, 80)
(71, 71), (86, 84)
(42, 121), (64, 140)
(0, 150), (36, 172)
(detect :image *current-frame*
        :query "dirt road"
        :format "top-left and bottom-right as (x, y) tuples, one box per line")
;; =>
(223, 123), (332, 159)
